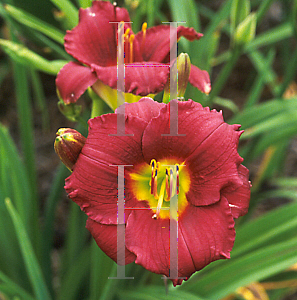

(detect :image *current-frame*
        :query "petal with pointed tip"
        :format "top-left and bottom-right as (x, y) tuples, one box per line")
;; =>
(189, 64), (211, 94)
(56, 61), (98, 104)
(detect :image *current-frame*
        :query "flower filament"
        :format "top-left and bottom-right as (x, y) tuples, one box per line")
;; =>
(129, 158), (190, 219)
(149, 160), (181, 219)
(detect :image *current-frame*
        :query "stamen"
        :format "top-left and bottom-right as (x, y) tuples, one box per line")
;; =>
(150, 159), (156, 195)
(165, 168), (170, 201)
(170, 168), (174, 198)
(124, 28), (130, 40)
(176, 164), (179, 195)
(156, 179), (166, 217)
(153, 169), (158, 199)
(129, 34), (135, 63)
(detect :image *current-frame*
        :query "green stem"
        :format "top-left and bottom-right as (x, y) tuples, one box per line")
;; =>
(90, 91), (104, 118)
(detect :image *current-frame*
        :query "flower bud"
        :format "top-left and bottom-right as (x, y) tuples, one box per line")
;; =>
(163, 53), (191, 103)
(54, 128), (86, 171)
(233, 13), (257, 46)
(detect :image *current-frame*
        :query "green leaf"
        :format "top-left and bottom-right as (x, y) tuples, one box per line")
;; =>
(119, 286), (206, 300)
(49, 0), (79, 29)
(5, 198), (52, 300)
(0, 39), (67, 75)
(5, 4), (64, 44)
(233, 202), (297, 258)
(0, 270), (34, 300)
(180, 237), (297, 299)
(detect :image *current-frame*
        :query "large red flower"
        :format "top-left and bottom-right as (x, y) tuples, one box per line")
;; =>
(64, 98), (251, 285)
(56, 1), (211, 107)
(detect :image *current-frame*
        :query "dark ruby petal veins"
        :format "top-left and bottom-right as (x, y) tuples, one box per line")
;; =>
(189, 64), (212, 94)
(120, 97), (166, 123)
(135, 25), (202, 63)
(91, 62), (170, 96)
(142, 100), (243, 206)
(221, 165), (251, 218)
(64, 1), (131, 67)
(125, 198), (235, 286)
(185, 123), (244, 206)
(65, 113), (147, 224)
(56, 61), (98, 104)
(86, 218), (136, 264)
(142, 100), (224, 162)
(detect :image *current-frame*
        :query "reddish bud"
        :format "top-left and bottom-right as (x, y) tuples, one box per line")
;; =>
(54, 128), (86, 171)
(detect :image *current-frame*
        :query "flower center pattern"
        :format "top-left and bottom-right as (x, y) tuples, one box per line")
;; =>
(129, 158), (191, 219)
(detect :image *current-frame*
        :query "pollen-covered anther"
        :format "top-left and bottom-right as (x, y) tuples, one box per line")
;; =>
(129, 34), (135, 63)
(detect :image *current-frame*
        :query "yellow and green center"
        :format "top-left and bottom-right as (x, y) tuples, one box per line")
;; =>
(129, 158), (191, 219)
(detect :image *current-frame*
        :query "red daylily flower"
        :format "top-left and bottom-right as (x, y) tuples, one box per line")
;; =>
(64, 98), (251, 285)
(56, 1), (211, 108)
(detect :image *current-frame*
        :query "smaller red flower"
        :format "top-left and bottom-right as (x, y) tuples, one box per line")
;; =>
(63, 98), (251, 285)
(56, 1), (211, 107)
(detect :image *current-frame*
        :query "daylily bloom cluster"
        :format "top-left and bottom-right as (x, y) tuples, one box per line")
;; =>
(55, 98), (251, 285)
(56, 1), (211, 109)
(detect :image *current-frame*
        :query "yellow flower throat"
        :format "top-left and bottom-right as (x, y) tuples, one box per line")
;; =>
(129, 158), (190, 219)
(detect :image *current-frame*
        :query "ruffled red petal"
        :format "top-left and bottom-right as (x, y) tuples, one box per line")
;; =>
(134, 25), (202, 63)
(222, 165), (251, 218)
(185, 122), (244, 206)
(56, 61), (98, 104)
(119, 97), (165, 123)
(64, 1), (131, 67)
(86, 218), (136, 264)
(142, 100), (223, 163)
(189, 64), (211, 94)
(125, 198), (235, 286)
(65, 113), (147, 224)
(141, 100), (244, 206)
(91, 62), (169, 96)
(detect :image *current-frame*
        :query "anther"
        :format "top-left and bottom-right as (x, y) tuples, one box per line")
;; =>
(176, 164), (180, 195)
(165, 168), (170, 201)
(129, 34), (135, 63)
(153, 169), (158, 199)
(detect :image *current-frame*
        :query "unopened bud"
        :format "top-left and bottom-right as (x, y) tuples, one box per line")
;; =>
(163, 53), (191, 103)
(233, 13), (256, 46)
(54, 128), (86, 171)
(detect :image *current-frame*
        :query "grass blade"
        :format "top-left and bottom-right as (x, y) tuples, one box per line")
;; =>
(5, 4), (64, 44)
(5, 198), (52, 300)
